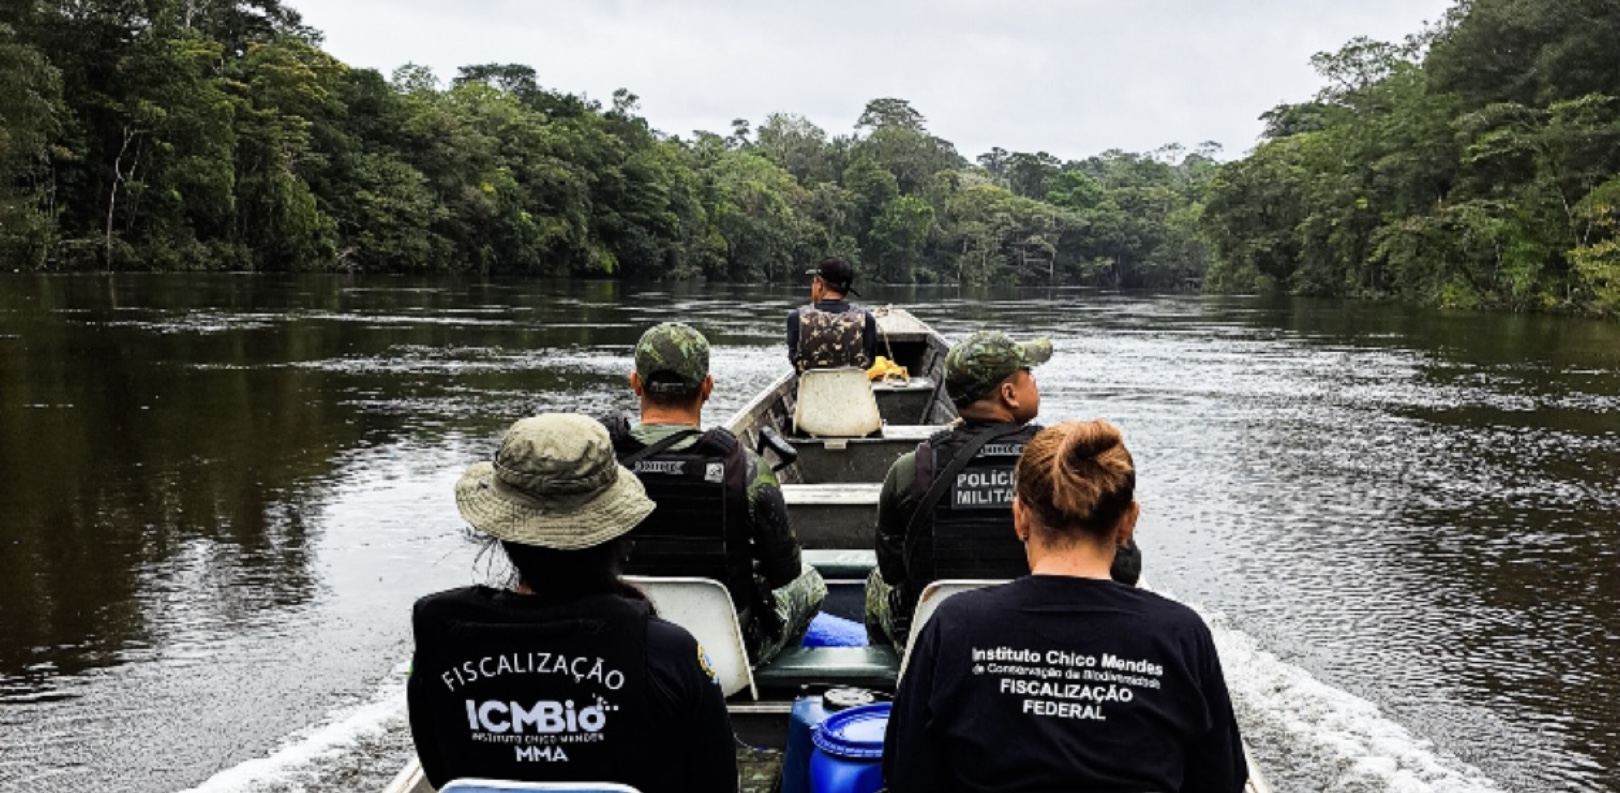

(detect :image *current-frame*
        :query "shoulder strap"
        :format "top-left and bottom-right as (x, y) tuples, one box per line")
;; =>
(698, 426), (739, 452)
(620, 428), (703, 466)
(902, 422), (1029, 563)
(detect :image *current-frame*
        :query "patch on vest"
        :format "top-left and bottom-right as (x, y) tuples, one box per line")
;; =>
(634, 460), (685, 475)
(698, 644), (719, 684)
(952, 469), (1015, 509)
(704, 462), (725, 483)
(977, 443), (1025, 458)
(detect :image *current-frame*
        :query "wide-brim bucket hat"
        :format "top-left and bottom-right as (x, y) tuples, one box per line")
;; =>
(455, 413), (654, 550)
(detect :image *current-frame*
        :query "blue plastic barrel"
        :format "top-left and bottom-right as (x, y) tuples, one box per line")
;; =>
(809, 702), (892, 793)
(784, 689), (877, 793)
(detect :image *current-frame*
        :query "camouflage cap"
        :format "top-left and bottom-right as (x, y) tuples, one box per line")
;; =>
(635, 322), (710, 395)
(944, 331), (1054, 405)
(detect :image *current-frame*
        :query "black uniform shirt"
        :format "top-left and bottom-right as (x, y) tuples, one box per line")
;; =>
(407, 586), (738, 793)
(883, 576), (1247, 793)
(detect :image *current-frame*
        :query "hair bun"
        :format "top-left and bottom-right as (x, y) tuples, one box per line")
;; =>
(1057, 421), (1124, 463)
(1017, 420), (1136, 540)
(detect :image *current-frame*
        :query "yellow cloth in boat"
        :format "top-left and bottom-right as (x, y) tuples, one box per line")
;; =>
(866, 356), (910, 383)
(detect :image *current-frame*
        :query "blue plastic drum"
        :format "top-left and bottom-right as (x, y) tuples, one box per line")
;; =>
(809, 702), (892, 793)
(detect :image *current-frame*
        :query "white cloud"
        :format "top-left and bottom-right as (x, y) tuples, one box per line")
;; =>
(290, 0), (1456, 161)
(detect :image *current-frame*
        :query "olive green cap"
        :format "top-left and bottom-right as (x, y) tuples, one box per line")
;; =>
(454, 413), (654, 549)
(634, 322), (709, 395)
(944, 331), (1054, 405)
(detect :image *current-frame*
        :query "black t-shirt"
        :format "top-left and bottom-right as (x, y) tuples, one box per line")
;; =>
(407, 587), (738, 793)
(883, 576), (1247, 793)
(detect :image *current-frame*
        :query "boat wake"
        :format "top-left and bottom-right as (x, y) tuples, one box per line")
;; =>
(1189, 598), (1506, 793)
(177, 663), (415, 793)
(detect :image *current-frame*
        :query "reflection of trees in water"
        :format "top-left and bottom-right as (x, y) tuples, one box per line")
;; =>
(0, 274), (737, 686)
(0, 275), (1037, 687)
(0, 276), (353, 683)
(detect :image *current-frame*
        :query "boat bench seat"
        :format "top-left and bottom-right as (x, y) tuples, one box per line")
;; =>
(780, 484), (881, 549)
(803, 549), (877, 580)
(879, 424), (938, 441)
(871, 376), (934, 393)
(785, 424), (936, 447)
(781, 483), (883, 505)
(753, 646), (899, 690)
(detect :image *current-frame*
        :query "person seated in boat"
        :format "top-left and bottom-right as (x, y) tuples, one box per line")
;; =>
(864, 330), (1142, 650)
(407, 413), (738, 793)
(786, 256), (878, 372)
(602, 321), (826, 666)
(883, 420), (1248, 793)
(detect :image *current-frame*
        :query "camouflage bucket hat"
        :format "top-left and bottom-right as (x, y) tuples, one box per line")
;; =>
(944, 330), (1054, 405)
(454, 413), (655, 549)
(635, 322), (709, 395)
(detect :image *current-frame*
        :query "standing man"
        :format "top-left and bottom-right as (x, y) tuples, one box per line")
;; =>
(786, 256), (878, 372)
(605, 322), (826, 666)
(864, 331), (1143, 649)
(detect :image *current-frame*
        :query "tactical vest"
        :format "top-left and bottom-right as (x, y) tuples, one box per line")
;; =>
(413, 592), (654, 788)
(902, 422), (1042, 608)
(793, 304), (871, 372)
(604, 419), (756, 615)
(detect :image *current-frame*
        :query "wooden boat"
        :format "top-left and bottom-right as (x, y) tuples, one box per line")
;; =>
(383, 307), (1268, 793)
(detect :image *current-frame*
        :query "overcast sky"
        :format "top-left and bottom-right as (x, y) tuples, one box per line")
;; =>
(289, 0), (1456, 162)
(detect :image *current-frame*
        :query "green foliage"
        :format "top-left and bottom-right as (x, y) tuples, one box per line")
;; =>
(0, 2), (1212, 285)
(0, 23), (64, 267)
(1203, 0), (1620, 315)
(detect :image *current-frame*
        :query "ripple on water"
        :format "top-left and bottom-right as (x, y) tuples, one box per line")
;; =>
(4, 283), (1618, 793)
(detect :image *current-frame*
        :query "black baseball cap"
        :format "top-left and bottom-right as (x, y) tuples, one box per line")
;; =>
(806, 257), (860, 297)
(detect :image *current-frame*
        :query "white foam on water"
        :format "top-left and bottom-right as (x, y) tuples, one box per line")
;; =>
(1183, 597), (1506, 793)
(177, 664), (411, 793)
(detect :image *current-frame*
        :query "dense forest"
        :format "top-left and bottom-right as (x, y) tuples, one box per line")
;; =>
(1203, 0), (1620, 314)
(2, 1), (1619, 313)
(0, 0), (1215, 287)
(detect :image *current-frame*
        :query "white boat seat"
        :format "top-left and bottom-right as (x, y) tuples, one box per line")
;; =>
(793, 368), (882, 438)
(898, 579), (1006, 679)
(439, 781), (644, 793)
(624, 576), (757, 700)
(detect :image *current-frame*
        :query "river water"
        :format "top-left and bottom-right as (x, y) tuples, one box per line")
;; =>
(0, 275), (1615, 793)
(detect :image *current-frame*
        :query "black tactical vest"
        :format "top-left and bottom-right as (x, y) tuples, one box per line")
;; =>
(793, 304), (871, 372)
(412, 592), (654, 789)
(902, 422), (1042, 607)
(604, 419), (756, 615)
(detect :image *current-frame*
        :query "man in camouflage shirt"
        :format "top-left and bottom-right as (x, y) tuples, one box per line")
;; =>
(786, 257), (878, 372)
(865, 331), (1143, 649)
(609, 322), (826, 665)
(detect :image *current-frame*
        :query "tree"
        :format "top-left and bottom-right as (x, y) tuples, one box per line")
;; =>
(855, 97), (927, 132)
(868, 195), (933, 283)
(0, 24), (64, 267)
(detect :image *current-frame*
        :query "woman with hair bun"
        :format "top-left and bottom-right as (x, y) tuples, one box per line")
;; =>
(882, 420), (1248, 793)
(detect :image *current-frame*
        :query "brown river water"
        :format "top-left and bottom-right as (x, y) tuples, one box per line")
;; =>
(0, 275), (1616, 793)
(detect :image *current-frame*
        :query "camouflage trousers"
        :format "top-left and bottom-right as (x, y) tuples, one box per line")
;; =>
(863, 568), (909, 653)
(750, 563), (828, 666)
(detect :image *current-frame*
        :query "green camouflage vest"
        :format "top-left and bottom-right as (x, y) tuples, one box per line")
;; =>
(793, 305), (870, 372)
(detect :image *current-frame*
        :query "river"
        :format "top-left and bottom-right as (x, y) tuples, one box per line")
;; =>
(0, 275), (1615, 793)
